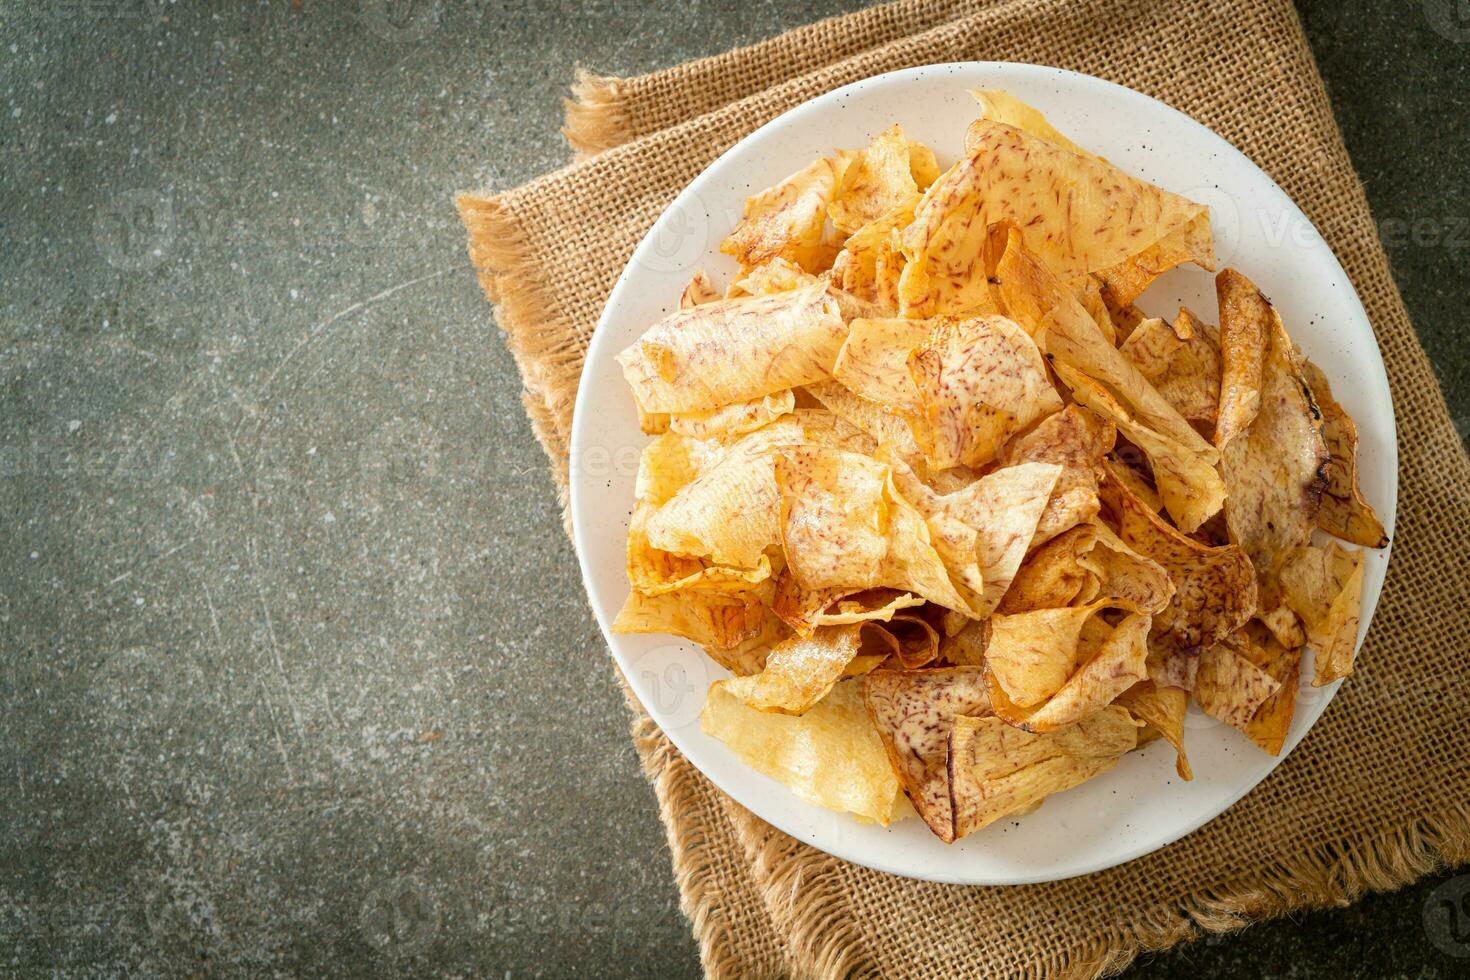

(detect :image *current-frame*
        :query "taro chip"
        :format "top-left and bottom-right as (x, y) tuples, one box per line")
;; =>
(635, 431), (726, 505)
(905, 315), (1063, 469)
(721, 623), (867, 714)
(831, 317), (933, 412)
(616, 283), (847, 414)
(985, 610), (1152, 732)
(828, 124), (938, 234)
(965, 89), (1095, 159)
(1217, 273), (1329, 587)
(1278, 542), (1366, 685)
(1214, 268), (1271, 449)
(995, 404), (1116, 547)
(771, 573), (922, 637)
(668, 390), (796, 441)
(948, 707), (1138, 840)
(612, 586), (784, 677)
(803, 379), (922, 459)
(721, 152), (852, 273)
(727, 256), (822, 298)
(1300, 359), (1389, 548)
(863, 667), (991, 842)
(702, 678), (908, 824)
(1056, 361), (1226, 534)
(1119, 308), (1221, 425)
(899, 123), (1210, 317)
(679, 269), (720, 308)
(1195, 631), (1282, 732)
(997, 524), (1098, 614)
(1099, 466), (1257, 655)
(832, 205), (914, 312)
(627, 502), (772, 597)
(1115, 681), (1193, 779)
(1079, 521), (1175, 615)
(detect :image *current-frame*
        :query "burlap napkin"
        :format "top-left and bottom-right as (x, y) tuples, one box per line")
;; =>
(458, 1), (1470, 975)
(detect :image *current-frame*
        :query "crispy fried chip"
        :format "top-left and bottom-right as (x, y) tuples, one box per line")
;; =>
(1115, 681), (1193, 779)
(612, 586), (784, 676)
(1100, 466), (1257, 655)
(829, 124), (938, 235)
(982, 600), (1133, 708)
(617, 283), (848, 414)
(1217, 278), (1329, 588)
(728, 255), (822, 297)
(1278, 542), (1366, 685)
(1080, 521), (1175, 615)
(645, 413), (870, 568)
(831, 317), (932, 412)
(998, 524), (1098, 613)
(627, 503), (772, 596)
(994, 405), (1116, 547)
(679, 269), (720, 309)
(906, 316), (1063, 469)
(988, 224), (1221, 529)
(900, 123), (1211, 317)
(863, 667), (991, 842)
(832, 205), (913, 313)
(635, 431), (725, 505)
(771, 573), (922, 637)
(702, 678), (908, 824)
(1195, 630), (1282, 732)
(1237, 624), (1304, 756)
(803, 379), (922, 458)
(1300, 359), (1389, 548)
(668, 390), (796, 441)
(890, 457), (1062, 616)
(1095, 211), (1215, 308)
(985, 608), (1152, 732)
(965, 89), (1095, 158)
(721, 153), (851, 272)
(1119, 308), (1221, 425)
(1056, 362), (1227, 533)
(1214, 268), (1271, 448)
(775, 445), (972, 611)
(949, 707), (1138, 840)
(721, 623), (867, 714)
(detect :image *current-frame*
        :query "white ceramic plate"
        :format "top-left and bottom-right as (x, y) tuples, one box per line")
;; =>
(569, 63), (1396, 884)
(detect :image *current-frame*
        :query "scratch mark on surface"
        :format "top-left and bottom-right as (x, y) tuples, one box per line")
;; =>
(107, 538), (194, 587)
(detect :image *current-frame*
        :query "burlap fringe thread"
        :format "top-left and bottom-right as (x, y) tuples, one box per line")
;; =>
(562, 69), (631, 158)
(461, 68), (1470, 980)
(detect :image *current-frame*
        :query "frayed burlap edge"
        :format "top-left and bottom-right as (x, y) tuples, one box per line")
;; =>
(714, 794), (1470, 979)
(562, 68), (630, 158)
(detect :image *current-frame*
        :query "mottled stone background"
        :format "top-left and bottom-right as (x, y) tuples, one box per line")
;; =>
(1, 0), (1467, 976)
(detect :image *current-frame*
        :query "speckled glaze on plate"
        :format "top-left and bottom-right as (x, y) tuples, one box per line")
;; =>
(569, 63), (1396, 885)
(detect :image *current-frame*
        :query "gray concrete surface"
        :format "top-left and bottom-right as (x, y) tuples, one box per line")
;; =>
(0, 1), (1465, 977)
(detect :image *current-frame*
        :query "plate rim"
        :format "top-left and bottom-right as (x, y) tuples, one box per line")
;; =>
(567, 60), (1398, 885)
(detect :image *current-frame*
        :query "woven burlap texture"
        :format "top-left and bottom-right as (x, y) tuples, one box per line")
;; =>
(457, 1), (1470, 976)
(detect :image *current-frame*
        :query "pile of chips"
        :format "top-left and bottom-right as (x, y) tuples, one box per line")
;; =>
(612, 92), (1385, 843)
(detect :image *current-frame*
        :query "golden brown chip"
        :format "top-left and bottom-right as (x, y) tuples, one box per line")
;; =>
(1073, 276), (1118, 346)
(668, 390), (796, 441)
(994, 404), (1116, 547)
(612, 586), (784, 676)
(1218, 282), (1329, 590)
(900, 123), (1210, 317)
(829, 124), (937, 234)
(627, 502), (772, 597)
(831, 205), (913, 312)
(1095, 212), (1214, 308)
(679, 269), (720, 309)
(1195, 631), (1282, 732)
(1119, 309), (1221, 425)
(1238, 624), (1303, 756)
(1099, 466), (1258, 656)
(721, 623), (867, 714)
(616, 283), (848, 414)
(721, 152), (852, 273)
(1214, 268), (1270, 449)
(831, 317), (932, 412)
(1278, 542), (1366, 685)
(906, 316), (1063, 469)
(1300, 359), (1389, 548)
(1115, 681), (1193, 779)
(997, 524), (1099, 613)
(949, 707), (1138, 840)
(774, 445), (971, 611)
(889, 457), (1062, 616)
(987, 224), (1221, 529)
(985, 609), (1152, 732)
(1079, 521), (1175, 615)
(702, 678), (908, 824)
(803, 379), (922, 458)
(771, 573), (922, 637)
(727, 256), (822, 297)
(965, 89), (1095, 158)
(1056, 362), (1227, 534)
(863, 667), (991, 842)
(635, 431), (725, 505)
